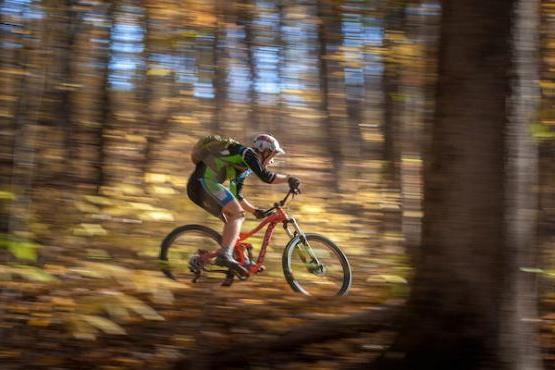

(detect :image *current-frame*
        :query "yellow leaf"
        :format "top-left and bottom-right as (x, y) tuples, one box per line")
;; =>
(147, 68), (171, 76)
(73, 223), (108, 236)
(11, 265), (57, 282)
(0, 191), (15, 200)
(79, 314), (126, 335)
(116, 294), (164, 321)
(139, 211), (175, 222)
(148, 186), (176, 195)
(28, 318), (51, 327)
(74, 201), (100, 213)
(144, 173), (168, 184)
(84, 195), (114, 206)
(129, 202), (157, 211)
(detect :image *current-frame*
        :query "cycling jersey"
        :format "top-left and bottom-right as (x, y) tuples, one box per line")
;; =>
(187, 143), (276, 219)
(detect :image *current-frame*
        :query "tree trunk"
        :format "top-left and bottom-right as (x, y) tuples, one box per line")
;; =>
(211, 0), (227, 134)
(60, 0), (80, 184)
(242, 0), (260, 133)
(499, 0), (541, 367)
(370, 0), (542, 369)
(8, 2), (49, 237)
(381, 2), (405, 182)
(96, 1), (116, 193)
(317, 0), (343, 193)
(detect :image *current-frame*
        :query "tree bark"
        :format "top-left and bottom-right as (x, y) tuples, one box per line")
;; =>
(368, 0), (542, 369)
(96, 1), (116, 193)
(242, 0), (260, 132)
(499, 0), (541, 367)
(211, 0), (227, 134)
(317, 0), (343, 193)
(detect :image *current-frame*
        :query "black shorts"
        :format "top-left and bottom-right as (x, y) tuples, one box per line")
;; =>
(187, 163), (228, 222)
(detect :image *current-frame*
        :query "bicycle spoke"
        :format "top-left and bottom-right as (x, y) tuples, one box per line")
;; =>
(284, 234), (351, 296)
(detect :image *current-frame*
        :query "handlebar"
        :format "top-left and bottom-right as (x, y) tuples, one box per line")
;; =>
(259, 190), (298, 218)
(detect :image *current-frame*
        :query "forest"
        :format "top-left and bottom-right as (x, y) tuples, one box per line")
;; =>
(1, 0), (555, 369)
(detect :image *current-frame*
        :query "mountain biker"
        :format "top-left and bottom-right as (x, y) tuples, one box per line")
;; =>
(187, 133), (302, 276)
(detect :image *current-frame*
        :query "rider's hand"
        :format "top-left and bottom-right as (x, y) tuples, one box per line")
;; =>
(287, 176), (302, 193)
(254, 209), (266, 219)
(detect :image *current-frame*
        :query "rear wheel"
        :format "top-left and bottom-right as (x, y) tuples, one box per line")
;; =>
(282, 233), (352, 296)
(159, 225), (222, 281)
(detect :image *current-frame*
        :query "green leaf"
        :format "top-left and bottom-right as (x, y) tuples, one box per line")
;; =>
(0, 191), (15, 200)
(532, 123), (555, 140)
(0, 235), (38, 261)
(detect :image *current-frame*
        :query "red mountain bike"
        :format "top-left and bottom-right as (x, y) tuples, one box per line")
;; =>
(159, 191), (352, 296)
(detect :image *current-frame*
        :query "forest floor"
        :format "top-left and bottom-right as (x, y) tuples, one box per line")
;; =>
(1, 181), (555, 369)
(0, 239), (400, 370)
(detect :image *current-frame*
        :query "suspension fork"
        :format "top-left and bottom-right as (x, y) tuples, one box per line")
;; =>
(283, 218), (322, 267)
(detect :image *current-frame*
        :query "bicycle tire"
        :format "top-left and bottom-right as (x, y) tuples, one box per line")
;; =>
(282, 233), (352, 296)
(159, 224), (222, 281)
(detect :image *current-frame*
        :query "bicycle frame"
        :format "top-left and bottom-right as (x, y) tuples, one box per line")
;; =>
(239, 202), (323, 276)
(200, 191), (320, 277)
(234, 207), (288, 274)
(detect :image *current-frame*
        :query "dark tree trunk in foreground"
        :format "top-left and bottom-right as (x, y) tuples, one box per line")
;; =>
(371, 0), (542, 369)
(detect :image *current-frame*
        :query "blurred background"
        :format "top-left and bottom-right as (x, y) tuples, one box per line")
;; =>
(0, 0), (554, 369)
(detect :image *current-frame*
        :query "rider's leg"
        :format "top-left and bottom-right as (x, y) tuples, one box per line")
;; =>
(214, 200), (248, 275)
(220, 199), (245, 258)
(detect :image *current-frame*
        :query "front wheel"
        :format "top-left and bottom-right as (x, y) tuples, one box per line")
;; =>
(282, 233), (352, 296)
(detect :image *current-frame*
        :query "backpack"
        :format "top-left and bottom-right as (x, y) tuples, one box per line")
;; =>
(190, 135), (239, 165)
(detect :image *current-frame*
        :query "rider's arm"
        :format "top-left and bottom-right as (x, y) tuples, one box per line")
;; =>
(269, 173), (291, 184)
(233, 178), (258, 215)
(242, 148), (294, 184)
(242, 148), (277, 183)
(239, 198), (257, 214)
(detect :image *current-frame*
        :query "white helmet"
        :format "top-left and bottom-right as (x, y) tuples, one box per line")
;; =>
(253, 134), (285, 155)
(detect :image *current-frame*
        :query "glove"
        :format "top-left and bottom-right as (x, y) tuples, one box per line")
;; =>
(287, 176), (301, 193)
(254, 209), (266, 219)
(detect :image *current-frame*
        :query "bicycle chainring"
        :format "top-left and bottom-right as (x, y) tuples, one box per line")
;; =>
(188, 255), (203, 274)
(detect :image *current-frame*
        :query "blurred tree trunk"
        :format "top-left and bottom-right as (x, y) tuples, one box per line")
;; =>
(96, 1), (116, 193)
(342, 1), (367, 194)
(399, 2), (440, 255)
(59, 0), (80, 184)
(8, 3), (49, 237)
(0, 0), (17, 192)
(273, 0), (285, 140)
(140, 0), (154, 181)
(499, 0), (541, 366)
(142, 3), (179, 178)
(379, 2), (407, 254)
(317, 0), (343, 192)
(381, 1), (405, 182)
(370, 0), (542, 369)
(242, 0), (260, 132)
(211, 0), (228, 134)
(538, 0), (555, 247)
